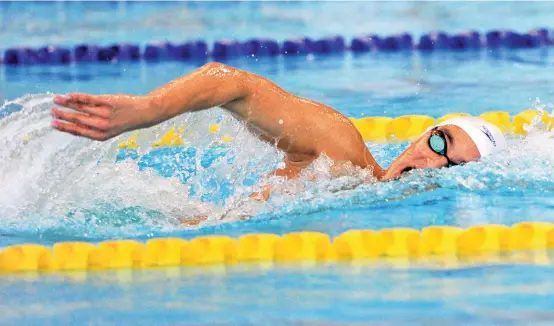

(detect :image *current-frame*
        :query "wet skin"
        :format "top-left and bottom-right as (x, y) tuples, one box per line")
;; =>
(51, 63), (480, 222)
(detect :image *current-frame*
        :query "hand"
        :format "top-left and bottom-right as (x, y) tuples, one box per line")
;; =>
(177, 212), (252, 227)
(51, 93), (155, 141)
(178, 216), (208, 227)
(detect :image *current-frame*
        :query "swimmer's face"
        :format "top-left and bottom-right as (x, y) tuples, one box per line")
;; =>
(381, 124), (480, 180)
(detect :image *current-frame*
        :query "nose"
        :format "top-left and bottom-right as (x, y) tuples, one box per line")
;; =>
(381, 145), (448, 180)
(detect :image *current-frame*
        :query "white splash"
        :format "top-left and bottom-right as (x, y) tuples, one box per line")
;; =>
(0, 94), (279, 238)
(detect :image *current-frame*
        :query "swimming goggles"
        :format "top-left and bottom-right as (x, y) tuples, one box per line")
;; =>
(428, 127), (458, 168)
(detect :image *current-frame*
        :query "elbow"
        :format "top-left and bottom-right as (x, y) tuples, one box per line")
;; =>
(199, 62), (238, 77)
(199, 62), (225, 71)
(199, 62), (251, 99)
(199, 62), (251, 83)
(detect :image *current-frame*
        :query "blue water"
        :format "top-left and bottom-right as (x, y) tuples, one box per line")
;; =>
(2, 264), (554, 325)
(2, 1), (554, 48)
(2, 1), (554, 325)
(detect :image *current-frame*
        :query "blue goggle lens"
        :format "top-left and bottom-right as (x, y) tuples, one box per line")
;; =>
(429, 134), (446, 154)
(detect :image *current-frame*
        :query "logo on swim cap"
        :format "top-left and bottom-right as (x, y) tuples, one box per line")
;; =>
(480, 126), (496, 146)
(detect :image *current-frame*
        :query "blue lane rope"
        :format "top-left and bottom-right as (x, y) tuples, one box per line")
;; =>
(1, 28), (552, 65)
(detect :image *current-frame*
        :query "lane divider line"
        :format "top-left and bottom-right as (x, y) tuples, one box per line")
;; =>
(2, 28), (552, 65)
(2, 222), (554, 273)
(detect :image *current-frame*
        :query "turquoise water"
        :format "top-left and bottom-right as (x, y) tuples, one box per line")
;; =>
(2, 1), (554, 325)
(2, 1), (554, 48)
(2, 264), (554, 325)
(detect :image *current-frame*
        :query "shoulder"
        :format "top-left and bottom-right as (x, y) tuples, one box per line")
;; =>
(314, 116), (385, 177)
(315, 115), (367, 161)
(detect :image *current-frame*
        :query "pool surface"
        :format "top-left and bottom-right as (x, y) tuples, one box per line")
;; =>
(2, 1), (554, 325)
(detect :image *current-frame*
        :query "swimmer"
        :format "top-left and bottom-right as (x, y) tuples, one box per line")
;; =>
(51, 63), (506, 222)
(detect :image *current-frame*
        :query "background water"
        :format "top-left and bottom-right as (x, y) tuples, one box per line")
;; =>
(1, 1), (554, 325)
(2, 1), (554, 48)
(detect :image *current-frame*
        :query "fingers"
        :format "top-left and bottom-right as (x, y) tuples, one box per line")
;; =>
(54, 93), (111, 106)
(51, 120), (109, 141)
(178, 217), (207, 226)
(64, 104), (112, 119)
(51, 108), (110, 131)
(53, 93), (112, 118)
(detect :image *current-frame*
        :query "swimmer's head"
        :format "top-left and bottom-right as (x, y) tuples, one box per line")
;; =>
(382, 116), (507, 180)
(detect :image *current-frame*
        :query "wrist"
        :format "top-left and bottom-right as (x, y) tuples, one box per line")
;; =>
(142, 94), (169, 123)
(144, 94), (160, 112)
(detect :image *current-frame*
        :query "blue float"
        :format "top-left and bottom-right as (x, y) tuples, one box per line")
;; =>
(378, 34), (413, 51)
(112, 43), (141, 61)
(144, 42), (172, 61)
(35, 46), (71, 64)
(503, 31), (521, 48)
(486, 30), (502, 48)
(521, 33), (540, 48)
(53, 47), (71, 64)
(34, 47), (51, 64)
(167, 41), (208, 60)
(449, 35), (471, 50)
(312, 36), (345, 54)
(241, 38), (280, 56)
(191, 41), (208, 59)
(166, 41), (207, 60)
(470, 31), (481, 48)
(398, 33), (414, 49)
(379, 37), (399, 51)
(74, 44), (100, 62)
(449, 33), (481, 50)
(529, 28), (550, 45)
(503, 32), (540, 48)
(282, 38), (312, 55)
(97, 46), (118, 62)
(168, 43), (190, 59)
(241, 39), (260, 56)
(350, 35), (380, 52)
(3, 48), (36, 65)
(304, 37), (314, 50)
(259, 39), (280, 56)
(418, 32), (450, 50)
(351, 37), (369, 52)
(212, 40), (241, 58)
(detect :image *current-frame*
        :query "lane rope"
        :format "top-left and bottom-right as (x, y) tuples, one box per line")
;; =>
(114, 109), (553, 150)
(2, 28), (552, 65)
(1, 222), (554, 273)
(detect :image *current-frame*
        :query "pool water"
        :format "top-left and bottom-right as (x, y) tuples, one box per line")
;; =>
(2, 1), (554, 49)
(2, 1), (554, 325)
(2, 264), (554, 325)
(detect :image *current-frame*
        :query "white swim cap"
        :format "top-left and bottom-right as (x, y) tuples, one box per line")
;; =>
(436, 117), (507, 158)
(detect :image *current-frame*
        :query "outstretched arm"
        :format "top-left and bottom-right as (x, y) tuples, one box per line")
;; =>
(52, 62), (300, 144)
(51, 62), (252, 141)
(52, 63), (381, 170)
(52, 62), (385, 175)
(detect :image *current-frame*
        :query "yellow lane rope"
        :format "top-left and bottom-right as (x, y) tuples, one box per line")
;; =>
(1, 222), (554, 273)
(117, 109), (552, 149)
